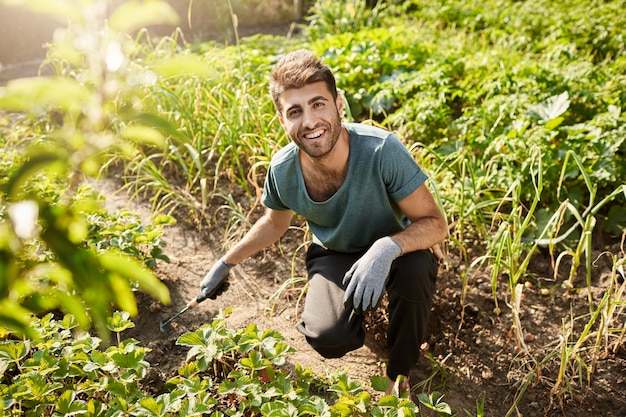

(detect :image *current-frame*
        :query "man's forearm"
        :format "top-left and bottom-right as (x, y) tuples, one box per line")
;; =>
(222, 213), (290, 265)
(391, 215), (448, 255)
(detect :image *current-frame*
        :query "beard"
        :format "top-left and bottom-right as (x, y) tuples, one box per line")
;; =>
(290, 110), (343, 159)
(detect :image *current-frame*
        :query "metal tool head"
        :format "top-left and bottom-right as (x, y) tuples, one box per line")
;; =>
(158, 305), (190, 333)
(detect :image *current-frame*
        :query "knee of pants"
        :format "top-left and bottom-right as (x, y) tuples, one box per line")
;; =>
(299, 320), (364, 359)
(388, 250), (438, 302)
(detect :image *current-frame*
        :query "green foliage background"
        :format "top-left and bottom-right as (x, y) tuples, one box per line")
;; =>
(0, 0), (624, 415)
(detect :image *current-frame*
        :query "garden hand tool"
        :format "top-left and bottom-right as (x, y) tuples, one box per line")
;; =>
(159, 266), (231, 332)
(159, 290), (210, 332)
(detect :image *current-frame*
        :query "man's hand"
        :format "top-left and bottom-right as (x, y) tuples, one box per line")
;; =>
(199, 259), (233, 301)
(342, 237), (402, 313)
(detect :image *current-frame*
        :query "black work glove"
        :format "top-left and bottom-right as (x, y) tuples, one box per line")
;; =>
(198, 259), (233, 302)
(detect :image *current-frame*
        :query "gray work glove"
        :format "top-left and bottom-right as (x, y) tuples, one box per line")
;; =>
(343, 236), (403, 314)
(199, 259), (233, 301)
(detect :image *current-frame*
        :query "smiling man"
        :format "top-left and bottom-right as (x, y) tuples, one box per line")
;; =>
(199, 49), (448, 394)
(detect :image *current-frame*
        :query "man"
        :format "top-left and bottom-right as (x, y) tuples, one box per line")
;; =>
(200, 49), (448, 393)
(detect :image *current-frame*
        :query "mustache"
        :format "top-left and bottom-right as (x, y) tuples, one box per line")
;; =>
(299, 123), (328, 137)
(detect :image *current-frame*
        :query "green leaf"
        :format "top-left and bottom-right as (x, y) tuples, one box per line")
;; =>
(0, 340), (30, 363)
(378, 394), (400, 407)
(239, 350), (270, 372)
(108, 344), (147, 370)
(109, 0), (179, 33)
(107, 311), (136, 333)
(151, 55), (216, 78)
(2, 152), (63, 198)
(604, 205), (626, 236)
(136, 397), (165, 416)
(60, 314), (80, 331)
(53, 289), (91, 330)
(119, 111), (185, 141)
(153, 215), (176, 226)
(119, 125), (165, 147)
(98, 252), (170, 305)
(23, 372), (63, 399)
(0, 77), (91, 113)
(261, 401), (300, 417)
(545, 116), (565, 130)
(329, 374), (362, 395)
(527, 92), (570, 124)
(370, 375), (390, 392)
(177, 361), (200, 378)
(417, 392), (454, 414)
(176, 331), (206, 348)
(56, 389), (88, 416)
(108, 273), (137, 316)
(0, 301), (40, 340)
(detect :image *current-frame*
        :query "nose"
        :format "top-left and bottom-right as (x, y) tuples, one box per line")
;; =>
(302, 108), (317, 129)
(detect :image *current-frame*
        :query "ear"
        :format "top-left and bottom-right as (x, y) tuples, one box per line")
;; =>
(336, 94), (345, 116)
(277, 111), (286, 128)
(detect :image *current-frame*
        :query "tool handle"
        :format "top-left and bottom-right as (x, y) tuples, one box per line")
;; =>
(194, 281), (222, 304)
(190, 287), (212, 306)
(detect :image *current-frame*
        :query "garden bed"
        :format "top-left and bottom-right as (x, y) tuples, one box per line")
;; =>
(98, 178), (626, 416)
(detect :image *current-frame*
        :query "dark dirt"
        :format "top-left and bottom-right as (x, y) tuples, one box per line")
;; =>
(97, 177), (626, 417)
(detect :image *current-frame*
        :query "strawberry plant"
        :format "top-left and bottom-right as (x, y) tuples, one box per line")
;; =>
(85, 208), (174, 269)
(0, 0), (192, 338)
(0, 313), (151, 416)
(1, 312), (458, 416)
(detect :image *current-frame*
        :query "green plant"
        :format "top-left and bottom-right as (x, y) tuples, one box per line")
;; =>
(304, 0), (390, 41)
(550, 152), (626, 292)
(413, 351), (454, 394)
(114, 39), (286, 226)
(85, 206), (175, 269)
(0, 0), (185, 338)
(0, 313), (152, 416)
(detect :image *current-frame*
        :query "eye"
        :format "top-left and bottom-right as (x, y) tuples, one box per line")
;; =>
(287, 109), (301, 119)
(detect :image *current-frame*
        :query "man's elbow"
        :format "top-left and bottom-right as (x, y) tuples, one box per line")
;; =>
(434, 214), (448, 243)
(262, 210), (293, 236)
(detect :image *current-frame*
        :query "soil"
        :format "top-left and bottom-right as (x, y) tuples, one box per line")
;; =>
(96, 176), (626, 417)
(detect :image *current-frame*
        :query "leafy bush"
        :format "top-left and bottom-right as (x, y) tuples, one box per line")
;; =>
(304, 0), (391, 41)
(85, 208), (174, 270)
(304, 0), (626, 242)
(0, 312), (458, 416)
(0, 0), (183, 339)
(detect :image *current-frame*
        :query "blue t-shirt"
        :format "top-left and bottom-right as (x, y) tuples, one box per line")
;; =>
(262, 123), (428, 253)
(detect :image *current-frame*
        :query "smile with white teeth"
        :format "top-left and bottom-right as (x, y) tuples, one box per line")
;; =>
(305, 129), (324, 139)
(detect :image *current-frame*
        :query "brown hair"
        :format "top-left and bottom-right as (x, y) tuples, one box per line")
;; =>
(269, 49), (338, 113)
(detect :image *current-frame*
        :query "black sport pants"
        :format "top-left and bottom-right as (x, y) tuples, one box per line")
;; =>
(296, 243), (438, 380)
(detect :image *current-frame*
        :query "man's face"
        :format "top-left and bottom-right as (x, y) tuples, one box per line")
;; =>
(277, 81), (344, 159)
